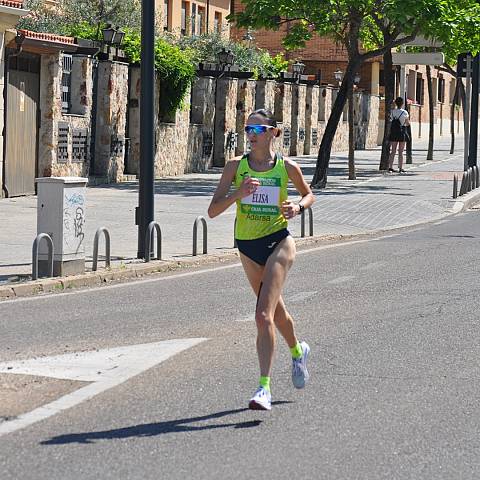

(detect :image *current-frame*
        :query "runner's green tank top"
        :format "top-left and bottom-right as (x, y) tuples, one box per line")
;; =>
(234, 154), (289, 240)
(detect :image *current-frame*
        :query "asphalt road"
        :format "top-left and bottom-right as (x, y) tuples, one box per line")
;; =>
(1, 209), (480, 479)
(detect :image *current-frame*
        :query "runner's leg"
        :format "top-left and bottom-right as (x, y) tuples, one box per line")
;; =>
(255, 236), (296, 377)
(240, 253), (298, 348)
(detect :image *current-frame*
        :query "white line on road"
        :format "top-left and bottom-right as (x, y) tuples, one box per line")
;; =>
(0, 338), (207, 437)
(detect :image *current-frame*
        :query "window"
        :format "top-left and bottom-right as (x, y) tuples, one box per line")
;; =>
(438, 75), (445, 103)
(181, 2), (188, 35)
(62, 54), (73, 114)
(416, 73), (424, 105)
(163, 0), (170, 31)
(197, 6), (205, 34)
(407, 70), (416, 102)
(214, 12), (222, 33)
(191, 3), (197, 35)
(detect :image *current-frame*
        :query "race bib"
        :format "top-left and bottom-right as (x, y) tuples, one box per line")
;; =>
(240, 177), (281, 216)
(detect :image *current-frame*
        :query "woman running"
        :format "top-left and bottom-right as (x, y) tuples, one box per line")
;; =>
(208, 109), (315, 410)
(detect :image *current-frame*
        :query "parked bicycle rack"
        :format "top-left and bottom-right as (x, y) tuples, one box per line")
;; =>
(193, 216), (208, 256)
(32, 233), (54, 280)
(300, 207), (314, 238)
(145, 221), (162, 262)
(92, 227), (111, 271)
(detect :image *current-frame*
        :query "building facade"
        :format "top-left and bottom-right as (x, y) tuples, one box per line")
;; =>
(159, 0), (231, 37)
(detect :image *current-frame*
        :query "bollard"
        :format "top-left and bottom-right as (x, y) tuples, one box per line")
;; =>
(453, 174), (458, 199)
(193, 216), (208, 256)
(145, 221), (162, 262)
(92, 227), (111, 271)
(300, 207), (314, 238)
(460, 171), (467, 195)
(32, 233), (54, 280)
(474, 166), (479, 189)
(468, 168), (473, 192)
(476, 166), (480, 189)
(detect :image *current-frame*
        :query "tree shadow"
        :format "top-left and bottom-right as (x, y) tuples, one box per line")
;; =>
(41, 401), (292, 445)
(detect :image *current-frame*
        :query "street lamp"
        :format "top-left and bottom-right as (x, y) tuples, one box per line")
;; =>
(334, 68), (343, 84)
(217, 47), (235, 71)
(292, 61), (305, 77)
(102, 23), (125, 47)
(354, 72), (361, 86)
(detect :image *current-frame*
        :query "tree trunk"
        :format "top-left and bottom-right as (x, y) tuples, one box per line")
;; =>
(348, 83), (356, 179)
(450, 78), (460, 154)
(379, 50), (395, 170)
(426, 65), (434, 160)
(312, 58), (361, 188)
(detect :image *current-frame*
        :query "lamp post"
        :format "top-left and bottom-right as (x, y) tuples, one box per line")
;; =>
(137, 0), (156, 259)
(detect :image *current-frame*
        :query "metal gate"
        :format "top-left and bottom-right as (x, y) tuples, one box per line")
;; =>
(4, 52), (40, 197)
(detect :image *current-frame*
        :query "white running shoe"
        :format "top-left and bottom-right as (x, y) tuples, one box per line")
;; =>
(292, 341), (310, 389)
(248, 386), (272, 410)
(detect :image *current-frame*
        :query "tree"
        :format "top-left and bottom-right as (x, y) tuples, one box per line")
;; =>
(231, 0), (480, 188)
(19, 0), (142, 35)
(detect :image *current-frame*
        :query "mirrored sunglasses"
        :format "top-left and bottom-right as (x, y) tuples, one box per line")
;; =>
(244, 125), (275, 135)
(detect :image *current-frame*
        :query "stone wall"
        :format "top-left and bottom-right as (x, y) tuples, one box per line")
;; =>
(93, 60), (129, 182)
(236, 79), (256, 156)
(213, 77), (238, 166)
(305, 85), (319, 155)
(38, 53), (93, 179)
(290, 84), (307, 156)
(127, 71), (215, 178)
(274, 82), (293, 157)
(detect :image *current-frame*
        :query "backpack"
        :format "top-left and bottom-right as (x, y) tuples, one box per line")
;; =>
(390, 111), (405, 136)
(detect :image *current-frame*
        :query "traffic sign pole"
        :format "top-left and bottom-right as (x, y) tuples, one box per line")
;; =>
(464, 54), (472, 171)
(468, 54), (479, 167)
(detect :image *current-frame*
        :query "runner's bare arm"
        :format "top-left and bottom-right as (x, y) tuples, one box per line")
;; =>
(282, 159), (315, 219)
(208, 160), (260, 218)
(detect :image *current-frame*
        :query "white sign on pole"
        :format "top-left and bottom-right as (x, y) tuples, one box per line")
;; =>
(392, 52), (445, 65)
(402, 36), (444, 48)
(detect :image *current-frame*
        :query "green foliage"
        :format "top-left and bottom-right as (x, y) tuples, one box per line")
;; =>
(154, 40), (196, 116)
(168, 31), (288, 79)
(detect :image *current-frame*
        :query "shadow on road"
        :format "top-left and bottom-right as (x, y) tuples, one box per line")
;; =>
(40, 401), (292, 445)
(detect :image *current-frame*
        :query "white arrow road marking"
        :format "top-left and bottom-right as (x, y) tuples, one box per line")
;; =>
(327, 275), (356, 285)
(287, 291), (317, 303)
(0, 338), (207, 437)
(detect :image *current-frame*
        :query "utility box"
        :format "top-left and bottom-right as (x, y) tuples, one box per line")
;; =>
(36, 177), (88, 277)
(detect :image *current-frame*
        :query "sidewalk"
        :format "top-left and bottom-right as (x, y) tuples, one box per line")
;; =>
(1, 134), (479, 289)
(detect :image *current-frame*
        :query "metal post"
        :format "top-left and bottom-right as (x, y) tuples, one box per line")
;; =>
(32, 233), (54, 280)
(145, 221), (162, 262)
(464, 54), (472, 171)
(92, 227), (111, 271)
(469, 54), (479, 167)
(193, 216), (208, 256)
(453, 174), (458, 198)
(137, 0), (156, 258)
